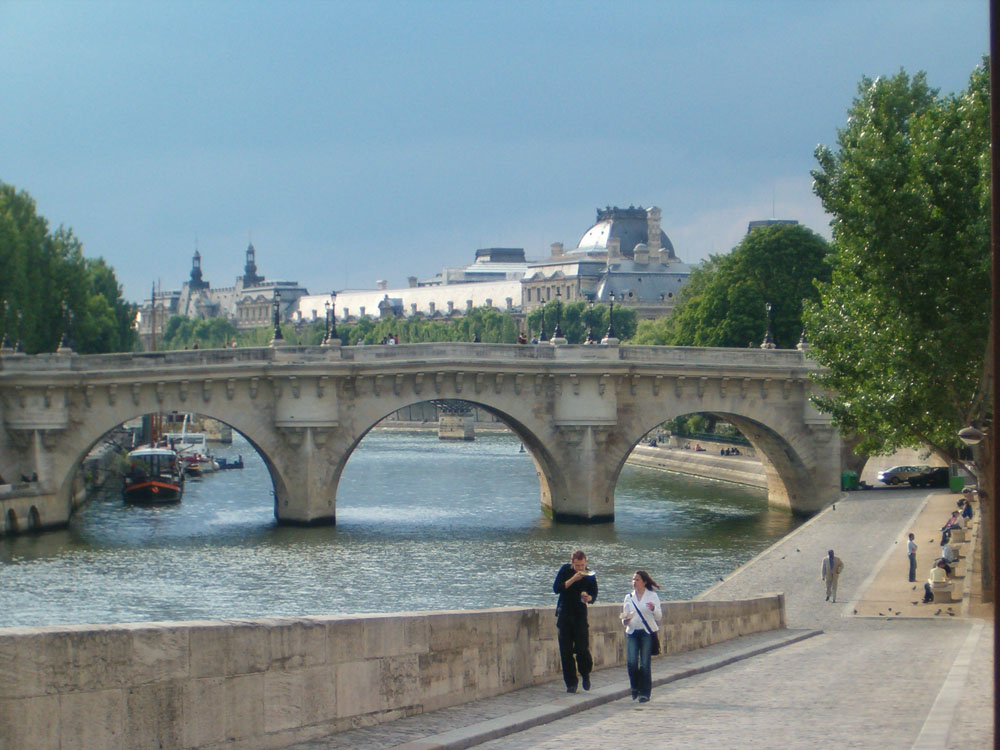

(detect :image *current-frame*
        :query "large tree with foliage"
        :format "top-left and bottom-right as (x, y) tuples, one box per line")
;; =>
(805, 64), (990, 465)
(0, 183), (137, 353)
(634, 223), (831, 347)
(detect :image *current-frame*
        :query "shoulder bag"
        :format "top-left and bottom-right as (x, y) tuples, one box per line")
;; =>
(630, 594), (661, 655)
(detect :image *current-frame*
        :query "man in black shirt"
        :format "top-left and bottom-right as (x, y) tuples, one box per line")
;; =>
(553, 550), (598, 693)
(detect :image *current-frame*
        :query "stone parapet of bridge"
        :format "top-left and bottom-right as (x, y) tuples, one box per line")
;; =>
(0, 344), (841, 530)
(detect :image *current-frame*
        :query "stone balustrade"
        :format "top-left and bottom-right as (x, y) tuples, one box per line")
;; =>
(0, 595), (784, 750)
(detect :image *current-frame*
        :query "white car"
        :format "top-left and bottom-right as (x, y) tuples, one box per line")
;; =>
(877, 465), (929, 485)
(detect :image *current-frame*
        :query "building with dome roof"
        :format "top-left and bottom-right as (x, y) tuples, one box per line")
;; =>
(520, 205), (690, 317)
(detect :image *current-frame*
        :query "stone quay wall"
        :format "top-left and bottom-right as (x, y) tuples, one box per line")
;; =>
(0, 596), (784, 750)
(628, 444), (767, 490)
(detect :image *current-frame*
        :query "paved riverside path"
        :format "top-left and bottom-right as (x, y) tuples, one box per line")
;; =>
(288, 488), (992, 750)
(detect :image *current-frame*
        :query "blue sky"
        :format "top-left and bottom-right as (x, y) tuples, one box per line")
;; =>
(0, 0), (989, 302)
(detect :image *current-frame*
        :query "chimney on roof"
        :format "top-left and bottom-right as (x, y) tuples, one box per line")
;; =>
(408, 276), (418, 288)
(376, 279), (387, 291)
(646, 207), (662, 254)
(551, 242), (564, 257)
(608, 238), (621, 259)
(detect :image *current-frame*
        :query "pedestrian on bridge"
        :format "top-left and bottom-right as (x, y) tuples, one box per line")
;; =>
(553, 550), (598, 694)
(821, 549), (844, 602)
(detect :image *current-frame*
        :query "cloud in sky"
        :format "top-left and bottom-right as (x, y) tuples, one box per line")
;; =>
(0, 0), (988, 300)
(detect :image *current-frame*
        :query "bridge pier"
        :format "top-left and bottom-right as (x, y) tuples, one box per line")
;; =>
(542, 426), (618, 523)
(269, 427), (338, 526)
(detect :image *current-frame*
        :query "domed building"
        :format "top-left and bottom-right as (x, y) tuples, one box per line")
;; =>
(522, 205), (690, 317)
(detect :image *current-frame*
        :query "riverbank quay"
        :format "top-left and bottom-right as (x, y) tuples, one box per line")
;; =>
(455, 487), (992, 749)
(627, 443), (766, 489)
(0, 596), (783, 750)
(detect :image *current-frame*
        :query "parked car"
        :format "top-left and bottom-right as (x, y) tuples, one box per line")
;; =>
(908, 466), (950, 488)
(877, 465), (930, 485)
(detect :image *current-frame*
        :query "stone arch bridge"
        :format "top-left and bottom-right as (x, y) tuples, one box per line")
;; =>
(0, 343), (844, 531)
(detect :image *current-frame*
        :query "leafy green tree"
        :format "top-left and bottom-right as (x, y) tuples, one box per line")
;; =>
(634, 224), (831, 347)
(805, 64), (990, 465)
(0, 183), (136, 353)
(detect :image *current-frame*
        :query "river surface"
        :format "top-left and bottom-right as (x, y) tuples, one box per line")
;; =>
(0, 430), (801, 628)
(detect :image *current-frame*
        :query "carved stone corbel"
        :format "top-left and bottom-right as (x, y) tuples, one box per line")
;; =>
(514, 373), (523, 395)
(289, 376), (300, 399)
(599, 373), (611, 396)
(630, 374), (639, 396)
(43, 386), (54, 408)
(719, 377), (730, 398)
(202, 379), (212, 402)
(434, 372), (445, 395)
(652, 375), (662, 396)
(394, 374), (404, 396)
(534, 374), (544, 396)
(782, 379), (793, 399)
(741, 378), (752, 399)
(83, 384), (94, 407)
(178, 380), (189, 402)
(131, 383), (141, 405)
(475, 372), (485, 394)
(697, 376), (708, 398)
(279, 426), (304, 448)
(761, 378), (771, 398)
(269, 377), (282, 398)
(374, 374), (384, 396)
(226, 378), (236, 400)
(494, 373), (504, 394)
(249, 377), (260, 399)
(154, 382), (165, 404)
(674, 376), (686, 398)
(414, 372), (424, 395)
(569, 373), (579, 395)
(455, 372), (464, 394)
(317, 376), (329, 398)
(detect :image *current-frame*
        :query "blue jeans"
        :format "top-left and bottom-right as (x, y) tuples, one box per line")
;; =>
(626, 629), (653, 698)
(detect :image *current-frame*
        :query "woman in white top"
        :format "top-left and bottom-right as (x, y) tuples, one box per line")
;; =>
(621, 570), (662, 702)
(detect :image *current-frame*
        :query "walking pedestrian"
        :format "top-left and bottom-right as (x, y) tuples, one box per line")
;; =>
(552, 550), (598, 693)
(621, 570), (662, 703)
(906, 533), (918, 582)
(821, 549), (844, 602)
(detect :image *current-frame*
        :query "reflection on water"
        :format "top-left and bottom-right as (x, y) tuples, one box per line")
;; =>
(0, 430), (799, 627)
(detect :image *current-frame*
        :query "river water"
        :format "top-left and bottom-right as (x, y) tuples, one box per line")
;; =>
(0, 430), (801, 628)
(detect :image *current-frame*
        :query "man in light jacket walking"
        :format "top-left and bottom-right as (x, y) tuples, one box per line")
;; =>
(821, 549), (845, 602)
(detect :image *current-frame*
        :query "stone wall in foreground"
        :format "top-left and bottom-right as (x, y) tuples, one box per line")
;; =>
(0, 596), (784, 750)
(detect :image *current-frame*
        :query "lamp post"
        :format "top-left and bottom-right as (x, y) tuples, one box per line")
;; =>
(57, 301), (73, 353)
(551, 288), (565, 344)
(13, 310), (24, 354)
(602, 292), (618, 344)
(585, 299), (597, 344)
(538, 297), (547, 342)
(760, 302), (776, 349)
(329, 293), (339, 342)
(271, 289), (284, 344)
(0, 300), (10, 352)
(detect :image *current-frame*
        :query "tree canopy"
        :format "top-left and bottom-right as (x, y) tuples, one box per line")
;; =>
(0, 182), (137, 354)
(805, 63), (991, 463)
(633, 223), (831, 347)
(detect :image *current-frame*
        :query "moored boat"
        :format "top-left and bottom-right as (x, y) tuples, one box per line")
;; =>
(122, 447), (184, 504)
